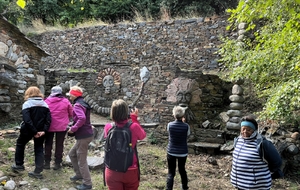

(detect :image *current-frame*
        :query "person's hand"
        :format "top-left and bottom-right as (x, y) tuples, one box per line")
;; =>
(34, 131), (45, 138)
(131, 107), (139, 116)
(68, 129), (74, 134)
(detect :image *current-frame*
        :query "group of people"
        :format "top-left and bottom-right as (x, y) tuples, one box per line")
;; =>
(10, 85), (283, 190)
(166, 109), (284, 190)
(11, 85), (95, 189)
(10, 85), (147, 190)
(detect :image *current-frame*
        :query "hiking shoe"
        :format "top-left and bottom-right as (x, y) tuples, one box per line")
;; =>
(70, 176), (83, 182)
(28, 171), (43, 179)
(11, 164), (25, 172)
(43, 163), (50, 169)
(76, 184), (92, 190)
(53, 163), (61, 170)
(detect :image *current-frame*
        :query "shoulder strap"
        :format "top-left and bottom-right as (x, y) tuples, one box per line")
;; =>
(107, 122), (116, 134)
(256, 133), (268, 163)
(233, 136), (238, 148)
(124, 121), (132, 129)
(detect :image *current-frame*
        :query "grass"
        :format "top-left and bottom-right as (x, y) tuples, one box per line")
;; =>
(0, 122), (20, 129)
(18, 19), (108, 35)
(1, 132), (300, 189)
(17, 7), (205, 36)
(67, 68), (97, 73)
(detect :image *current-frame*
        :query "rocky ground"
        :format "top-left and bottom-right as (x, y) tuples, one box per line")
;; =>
(0, 113), (299, 190)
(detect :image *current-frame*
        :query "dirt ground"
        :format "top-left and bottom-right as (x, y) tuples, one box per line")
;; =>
(89, 113), (300, 190)
(0, 113), (299, 189)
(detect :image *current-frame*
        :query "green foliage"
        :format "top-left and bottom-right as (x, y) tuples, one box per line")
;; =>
(0, 0), (24, 24)
(0, 0), (9, 12)
(0, 138), (15, 161)
(58, 0), (94, 26)
(24, 0), (62, 25)
(92, 0), (135, 23)
(131, 0), (161, 20)
(161, 0), (237, 17)
(147, 131), (158, 144)
(219, 0), (300, 122)
(1, 0), (238, 26)
(67, 68), (96, 73)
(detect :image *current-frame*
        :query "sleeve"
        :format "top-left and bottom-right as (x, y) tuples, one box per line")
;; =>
(263, 140), (284, 179)
(131, 123), (146, 141)
(22, 108), (37, 135)
(70, 103), (86, 132)
(67, 101), (73, 119)
(44, 108), (51, 132)
(130, 113), (139, 124)
(104, 123), (113, 138)
(187, 124), (191, 136)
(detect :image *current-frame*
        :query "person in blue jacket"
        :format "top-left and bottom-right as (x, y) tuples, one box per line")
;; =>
(231, 115), (283, 190)
(166, 106), (190, 190)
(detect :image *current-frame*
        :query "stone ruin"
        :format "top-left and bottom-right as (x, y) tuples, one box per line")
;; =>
(0, 16), (49, 124)
(0, 15), (300, 178)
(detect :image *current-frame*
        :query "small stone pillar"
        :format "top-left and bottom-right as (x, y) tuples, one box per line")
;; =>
(226, 79), (244, 130)
(226, 22), (247, 131)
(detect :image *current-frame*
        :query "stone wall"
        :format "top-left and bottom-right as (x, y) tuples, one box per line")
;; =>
(45, 68), (231, 125)
(0, 16), (48, 126)
(1, 15), (234, 134)
(44, 68), (232, 146)
(33, 16), (229, 71)
(30, 16), (233, 138)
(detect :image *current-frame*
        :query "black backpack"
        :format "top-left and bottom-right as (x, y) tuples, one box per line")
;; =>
(104, 121), (133, 173)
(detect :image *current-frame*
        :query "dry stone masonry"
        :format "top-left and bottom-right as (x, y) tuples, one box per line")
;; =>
(0, 16), (48, 124)
(0, 16), (232, 151)
(225, 22), (248, 131)
(33, 16), (230, 71)
(226, 79), (244, 130)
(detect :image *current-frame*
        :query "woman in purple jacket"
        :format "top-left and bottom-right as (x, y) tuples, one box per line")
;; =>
(44, 86), (73, 170)
(67, 86), (93, 190)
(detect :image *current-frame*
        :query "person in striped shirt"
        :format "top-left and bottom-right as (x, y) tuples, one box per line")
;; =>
(231, 115), (283, 190)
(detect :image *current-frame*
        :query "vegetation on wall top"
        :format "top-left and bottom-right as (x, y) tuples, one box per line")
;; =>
(1, 0), (237, 27)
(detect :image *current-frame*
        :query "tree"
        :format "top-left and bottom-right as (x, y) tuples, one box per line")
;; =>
(1, 0), (238, 26)
(160, 0), (237, 18)
(219, 0), (300, 122)
(24, 0), (63, 25)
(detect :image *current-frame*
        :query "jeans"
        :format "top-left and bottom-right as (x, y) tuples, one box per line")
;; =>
(166, 154), (188, 190)
(44, 131), (67, 164)
(15, 132), (45, 173)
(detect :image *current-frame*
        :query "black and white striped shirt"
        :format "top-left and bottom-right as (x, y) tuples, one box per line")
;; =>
(231, 132), (272, 190)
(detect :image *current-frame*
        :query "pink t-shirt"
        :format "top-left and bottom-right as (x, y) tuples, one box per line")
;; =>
(104, 113), (146, 168)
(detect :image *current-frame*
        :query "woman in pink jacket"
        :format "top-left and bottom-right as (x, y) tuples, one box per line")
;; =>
(44, 86), (73, 170)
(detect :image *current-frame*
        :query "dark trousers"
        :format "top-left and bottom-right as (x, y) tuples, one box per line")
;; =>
(44, 131), (67, 164)
(166, 154), (188, 190)
(15, 133), (45, 173)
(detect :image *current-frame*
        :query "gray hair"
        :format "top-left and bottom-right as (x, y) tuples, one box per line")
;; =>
(172, 106), (185, 119)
